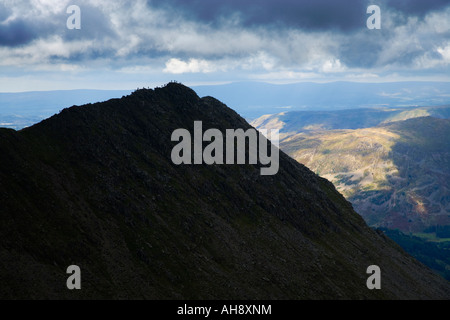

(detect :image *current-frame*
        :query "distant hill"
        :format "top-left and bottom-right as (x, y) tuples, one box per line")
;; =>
(194, 81), (450, 119)
(0, 89), (131, 129)
(251, 105), (450, 134)
(1, 83), (449, 299)
(253, 114), (450, 233)
(2, 81), (450, 130)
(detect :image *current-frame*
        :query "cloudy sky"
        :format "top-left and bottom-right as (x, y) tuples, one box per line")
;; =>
(1, 0), (450, 91)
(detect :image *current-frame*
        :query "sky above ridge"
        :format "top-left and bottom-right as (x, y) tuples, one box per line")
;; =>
(1, 0), (450, 91)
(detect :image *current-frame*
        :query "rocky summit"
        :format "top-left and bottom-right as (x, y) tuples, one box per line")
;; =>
(0, 83), (449, 299)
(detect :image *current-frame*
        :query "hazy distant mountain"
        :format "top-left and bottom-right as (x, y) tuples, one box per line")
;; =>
(1, 83), (449, 299)
(2, 81), (450, 130)
(0, 89), (131, 129)
(251, 105), (450, 134)
(194, 81), (450, 119)
(253, 111), (450, 233)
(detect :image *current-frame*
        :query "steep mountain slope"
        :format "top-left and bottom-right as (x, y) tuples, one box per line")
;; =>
(0, 83), (449, 299)
(380, 228), (450, 281)
(278, 117), (450, 233)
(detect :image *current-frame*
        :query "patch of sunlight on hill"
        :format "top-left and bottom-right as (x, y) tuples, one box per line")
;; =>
(302, 124), (328, 131)
(250, 112), (286, 130)
(251, 113), (300, 140)
(286, 128), (401, 199)
(383, 109), (431, 124)
(280, 118), (450, 232)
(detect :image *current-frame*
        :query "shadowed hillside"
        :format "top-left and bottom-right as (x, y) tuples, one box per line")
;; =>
(0, 83), (449, 299)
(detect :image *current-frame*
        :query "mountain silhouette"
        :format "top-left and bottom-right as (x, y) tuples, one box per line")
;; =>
(0, 83), (449, 299)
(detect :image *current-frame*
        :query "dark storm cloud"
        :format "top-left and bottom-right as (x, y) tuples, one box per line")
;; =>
(0, 2), (11, 21)
(149, 0), (369, 31)
(148, 0), (450, 32)
(384, 0), (450, 17)
(339, 32), (386, 68)
(61, 4), (116, 42)
(0, 2), (115, 48)
(0, 2), (60, 47)
(0, 19), (38, 46)
(1, 0), (449, 78)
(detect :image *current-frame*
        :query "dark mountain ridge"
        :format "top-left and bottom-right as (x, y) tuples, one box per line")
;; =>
(0, 83), (449, 299)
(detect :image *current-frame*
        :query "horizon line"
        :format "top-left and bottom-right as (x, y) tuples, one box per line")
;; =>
(1, 79), (450, 94)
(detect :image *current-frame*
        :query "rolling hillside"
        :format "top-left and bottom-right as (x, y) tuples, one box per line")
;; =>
(253, 114), (450, 233)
